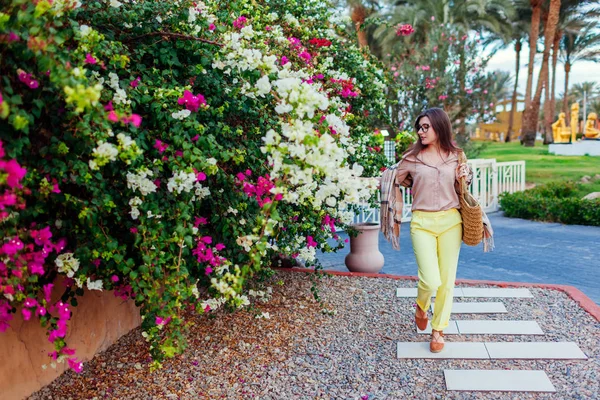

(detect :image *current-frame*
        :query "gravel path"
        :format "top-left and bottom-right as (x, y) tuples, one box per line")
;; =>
(30, 270), (600, 399)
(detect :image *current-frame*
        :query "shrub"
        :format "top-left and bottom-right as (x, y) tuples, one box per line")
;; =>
(0, 0), (390, 370)
(500, 181), (600, 226)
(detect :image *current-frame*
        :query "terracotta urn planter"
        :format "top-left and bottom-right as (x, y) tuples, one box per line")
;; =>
(344, 222), (385, 273)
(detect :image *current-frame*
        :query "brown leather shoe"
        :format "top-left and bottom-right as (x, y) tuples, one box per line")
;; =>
(430, 330), (444, 353)
(415, 304), (428, 331)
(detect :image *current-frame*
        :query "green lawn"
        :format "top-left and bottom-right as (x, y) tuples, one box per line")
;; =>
(478, 141), (600, 184)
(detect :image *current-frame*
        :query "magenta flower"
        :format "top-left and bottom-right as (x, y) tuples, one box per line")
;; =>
(22, 308), (32, 321)
(107, 111), (119, 123)
(200, 236), (212, 244)
(154, 139), (169, 153)
(215, 243), (225, 251)
(233, 16), (247, 29)
(31, 226), (52, 247)
(104, 101), (114, 111)
(209, 23), (216, 31)
(194, 216), (207, 227)
(130, 76), (141, 88)
(18, 72), (39, 89)
(396, 24), (414, 36)
(111, 275), (119, 283)
(43, 283), (54, 303)
(123, 113), (142, 128)
(299, 51), (312, 63)
(306, 236), (318, 248)
(421, 65), (430, 71)
(433, 46), (438, 52)
(177, 90), (207, 112)
(0, 92), (3, 106)
(191, 134), (199, 142)
(8, 32), (19, 42)
(130, 227), (138, 234)
(1, 237), (24, 255)
(84, 53), (97, 65)
(281, 56), (289, 66)
(195, 171), (206, 182)
(36, 306), (47, 317)
(24, 298), (38, 308)
(67, 358), (83, 373)
(205, 266), (213, 275)
(2, 159), (27, 188)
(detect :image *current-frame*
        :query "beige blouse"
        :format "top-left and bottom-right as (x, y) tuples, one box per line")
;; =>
(395, 151), (467, 212)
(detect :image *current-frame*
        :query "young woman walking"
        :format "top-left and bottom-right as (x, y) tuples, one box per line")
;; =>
(380, 108), (491, 353)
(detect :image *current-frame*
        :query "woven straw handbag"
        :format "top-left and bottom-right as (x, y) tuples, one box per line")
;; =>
(457, 152), (484, 246)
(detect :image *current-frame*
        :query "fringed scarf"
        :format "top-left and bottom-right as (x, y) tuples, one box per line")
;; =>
(380, 162), (403, 251)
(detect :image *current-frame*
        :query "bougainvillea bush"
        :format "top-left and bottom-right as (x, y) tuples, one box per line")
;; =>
(0, 0), (391, 371)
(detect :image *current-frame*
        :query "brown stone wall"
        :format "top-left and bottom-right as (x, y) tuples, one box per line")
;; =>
(0, 286), (141, 400)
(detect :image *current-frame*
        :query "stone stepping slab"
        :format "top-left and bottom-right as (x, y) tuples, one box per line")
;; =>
(397, 287), (533, 298)
(430, 302), (508, 314)
(444, 370), (556, 392)
(485, 342), (588, 360)
(417, 320), (543, 335)
(397, 341), (587, 360)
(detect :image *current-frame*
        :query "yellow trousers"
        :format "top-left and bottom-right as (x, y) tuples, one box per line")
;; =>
(410, 209), (462, 331)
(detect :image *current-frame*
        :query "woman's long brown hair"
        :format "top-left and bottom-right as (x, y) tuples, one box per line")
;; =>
(403, 107), (460, 158)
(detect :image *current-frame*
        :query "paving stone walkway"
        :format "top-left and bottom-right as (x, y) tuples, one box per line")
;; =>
(395, 287), (588, 394)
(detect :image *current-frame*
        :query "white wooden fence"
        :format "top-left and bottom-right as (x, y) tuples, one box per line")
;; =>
(353, 158), (526, 224)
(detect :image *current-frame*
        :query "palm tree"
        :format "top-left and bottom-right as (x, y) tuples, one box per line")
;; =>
(559, 22), (600, 122)
(346, 0), (382, 50)
(521, 0), (561, 147)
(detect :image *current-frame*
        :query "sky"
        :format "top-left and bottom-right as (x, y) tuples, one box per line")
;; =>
(486, 42), (599, 111)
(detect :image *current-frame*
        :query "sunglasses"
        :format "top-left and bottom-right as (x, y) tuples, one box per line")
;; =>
(416, 123), (430, 133)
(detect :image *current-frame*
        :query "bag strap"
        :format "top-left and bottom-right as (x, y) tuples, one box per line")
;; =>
(457, 150), (468, 196)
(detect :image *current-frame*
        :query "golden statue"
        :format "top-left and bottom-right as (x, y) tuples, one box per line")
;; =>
(570, 103), (579, 143)
(552, 112), (571, 143)
(584, 112), (600, 139)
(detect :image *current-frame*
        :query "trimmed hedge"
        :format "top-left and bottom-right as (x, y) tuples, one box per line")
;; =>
(500, 181), (600, 226)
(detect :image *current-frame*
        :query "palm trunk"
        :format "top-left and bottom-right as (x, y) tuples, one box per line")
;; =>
(550, 30), (561, 123)
(563, 62), (571, 124)
(524, 0), (542, 109)
(522, 0), (561, 147)
(507, 40), (521, 142)
(351, 5), (369, 49)
(543, 65), (552, 144)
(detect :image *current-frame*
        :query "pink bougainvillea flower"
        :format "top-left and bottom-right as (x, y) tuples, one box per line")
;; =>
(209, 23), (216, 31)
(177, 90), (206, 112)
(306, 236), (318, 248)
(298, 51), (312, 63)
(196, 171), (206, 181)
(24, 298), (38, 308)
(84, 53), (97, 64)
(280, 56), (289, 66)
(130, 76), (141, 88)
(233, 16), (247, 29)
(3, 159), (27, 188)
(8, 32), (20, 42)
(125, 113), (142, 128)
(111, 275), (119, 283)
(205, 266), (213, 275)
(1, 237), (24, 255)
(30, 226), (52, 247)
(154, 139), (169, 153)
(0, 92), (3, 106)
(466, 89), (473, 94)
(107, 110), (119, 122)
(18, 71), (39, 89)
(194, 216), (207, 227)
(67, 358), (83, 373)
(104, 101), (114, 111)
(191, 134), (200, 142)
(43, 283), (54, 303)
(215, 243), (225, 251)
(36, 306), (47, 317)
(61, 347), (76, 356)
(155, 316), (171, 326)
(21, 308), (32, 321)
(130, 227), (138, 234)
(236, 172), (246, 181)
(200, 236), (212, 244)
(421, 65), (430, 71)
(438, 94), (448, 100)
(396, 24), (414, 36)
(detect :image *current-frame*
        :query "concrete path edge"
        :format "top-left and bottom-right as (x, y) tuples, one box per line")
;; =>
(274, 267), (600, 322)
